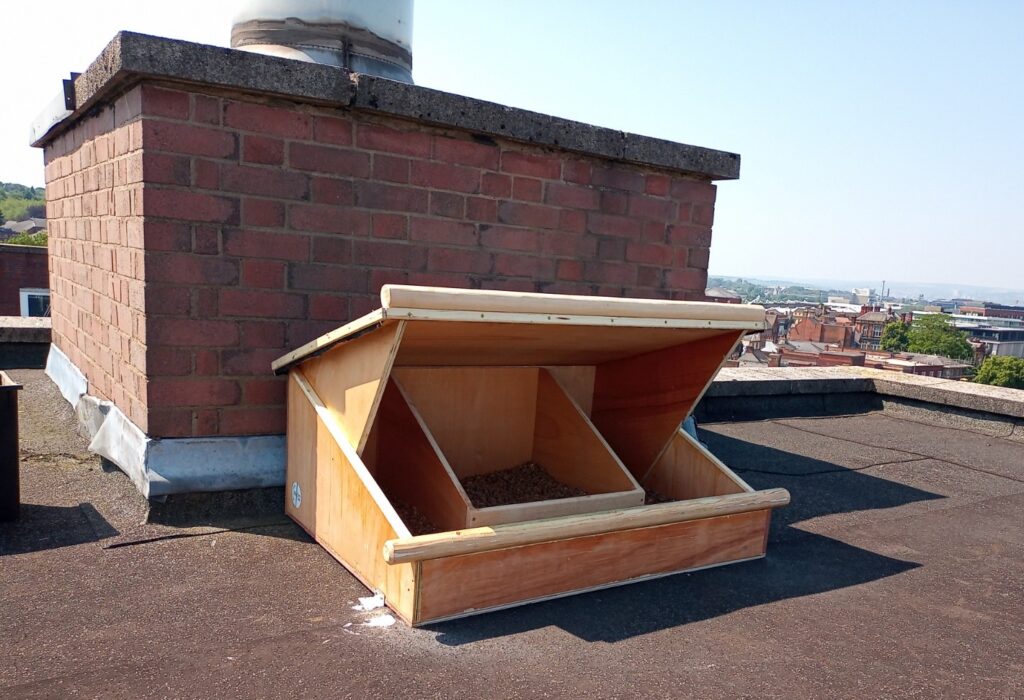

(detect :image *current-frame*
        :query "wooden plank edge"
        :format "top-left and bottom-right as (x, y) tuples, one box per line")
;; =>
(292, 369), (412, 539)
(467, 489), (645, 526)
(382, 307), (766, 331)
(411, 553), (766, 626)
(383, 489), (789, 564)
(355, 321), (407, 453)
(381, 284), (767, 324)
(271, 309), (385, 374)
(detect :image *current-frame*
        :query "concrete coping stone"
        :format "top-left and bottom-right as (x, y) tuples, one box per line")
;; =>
(709, 367), (1024, 420)
(31, 31), (740, 181)
(0, 316), (52, 344)
(0, 243), (47, 256)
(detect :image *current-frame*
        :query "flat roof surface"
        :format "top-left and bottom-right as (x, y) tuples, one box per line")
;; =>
(3, 369), (1023, 698)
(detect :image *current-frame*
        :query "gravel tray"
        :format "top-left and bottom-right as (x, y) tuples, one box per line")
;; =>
(460, 462), (588, 508)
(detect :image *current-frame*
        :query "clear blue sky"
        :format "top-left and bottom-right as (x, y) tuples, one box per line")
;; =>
(4, 1), (1021, 289)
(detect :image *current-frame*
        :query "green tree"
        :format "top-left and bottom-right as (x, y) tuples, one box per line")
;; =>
(973, 356), (1024, 389)
(4, 231), (47, 246)
(880, 321), (910, 351)
(907, 314), (974, 361)
(0, 196), (45, 222)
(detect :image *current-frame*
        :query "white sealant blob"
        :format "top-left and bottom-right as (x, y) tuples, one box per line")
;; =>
(352, 592), (385, 612)
(363, 614), (396, 628)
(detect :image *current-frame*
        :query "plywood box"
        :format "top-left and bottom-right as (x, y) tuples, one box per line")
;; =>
(273, 285), (789, 625)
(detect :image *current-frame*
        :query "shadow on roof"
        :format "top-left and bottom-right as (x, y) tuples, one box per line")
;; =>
(701, 431), (944, 540)
(428, 531), (919, 645)
(427, 434), (940, 645)
(0, 502), (119, 556)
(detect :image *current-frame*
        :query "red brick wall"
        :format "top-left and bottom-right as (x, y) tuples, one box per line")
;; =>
(0, 244), (49, 315)
(43, 94), (148, 430)
(44, 81), (719, 439)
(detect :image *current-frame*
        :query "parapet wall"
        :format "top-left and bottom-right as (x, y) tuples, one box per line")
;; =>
(697, 367), (1024, 431)
(36, 32), (740, 441)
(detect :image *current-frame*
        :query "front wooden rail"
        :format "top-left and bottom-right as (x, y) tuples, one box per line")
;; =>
(383, 488), (790, 565)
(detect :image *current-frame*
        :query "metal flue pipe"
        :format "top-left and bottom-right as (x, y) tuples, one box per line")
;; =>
(232, 0), (414, 83)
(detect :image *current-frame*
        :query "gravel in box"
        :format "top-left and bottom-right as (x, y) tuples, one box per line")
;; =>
(461, 462), (588, 508)
(393, 502), (441, 536)
(644, 489), (674, 505)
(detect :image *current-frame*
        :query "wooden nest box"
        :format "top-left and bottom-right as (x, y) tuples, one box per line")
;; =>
(272, 285), (789, 625)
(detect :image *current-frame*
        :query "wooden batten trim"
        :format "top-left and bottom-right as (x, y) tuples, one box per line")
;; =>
(381, 307), (766, 331)
(292, 369), (412, 539)
(383, 488), (790, 564)
(271, 309), (386, 374)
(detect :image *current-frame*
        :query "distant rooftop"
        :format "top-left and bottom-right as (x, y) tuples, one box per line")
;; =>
(857, 311), (891, 322)
(705, 286), (742, 299)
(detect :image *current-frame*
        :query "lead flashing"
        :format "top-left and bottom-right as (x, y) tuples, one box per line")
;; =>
(32, 31), (740, 180)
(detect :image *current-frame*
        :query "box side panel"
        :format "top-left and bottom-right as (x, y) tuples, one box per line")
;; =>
(591, 330), (744, 479)
(533, 369), (639, 494)
(285, 373), (318, 532)
(285, 372), (417, 621)
(373, 379), (471, 532)
(391, 367), (538, 477)
(299, 321), (404, 454)
(643, 428), (751, 499)
(416, 509), (769, 623)
(544, 366), (596, 416)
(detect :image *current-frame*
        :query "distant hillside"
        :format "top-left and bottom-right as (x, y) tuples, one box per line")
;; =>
(711, 273), (1024, 307)
(0, 182), (45, 223)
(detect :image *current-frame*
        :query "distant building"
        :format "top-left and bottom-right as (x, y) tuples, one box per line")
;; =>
(864, 351), (971, 379)
(777, 341), (865, 368)
(916, 310), (1024, 330)
(0, 243), (50, 316)
(705, 287), (742, 304)
(723, 347), (781, 368)
(789, 313), (854, 347)
(827, 295), (852, 305)
(851, 288), (874, 305)
(963, 327), (1024, 359)
(744, 309), (782, 349)
(855, 308), (896, 350)
(957, 302), (1024, 322)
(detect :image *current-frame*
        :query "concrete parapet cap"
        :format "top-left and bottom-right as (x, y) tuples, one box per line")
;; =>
(31, 31), (740, 180)
(711, 367), (1024, 420)
(0, 316), (52, 344)
(0, 243), (47, 256)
